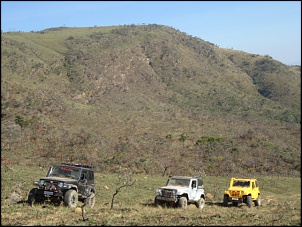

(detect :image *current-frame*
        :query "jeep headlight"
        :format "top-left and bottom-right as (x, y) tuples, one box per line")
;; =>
(58, 182), (64, 187)
(38, 180), (45, 187)
(172, 189), (177, 196)
(156, 189), (162, 196)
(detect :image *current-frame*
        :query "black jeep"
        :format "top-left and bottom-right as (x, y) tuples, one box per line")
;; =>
(28, 162), (96, 208)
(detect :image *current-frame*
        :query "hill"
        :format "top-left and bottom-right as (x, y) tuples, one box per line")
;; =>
(1, 24), (300, 177)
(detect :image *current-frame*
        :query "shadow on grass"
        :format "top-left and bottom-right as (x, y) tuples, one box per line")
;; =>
(206, 201), (223, 206)
(141, 200), (226, 208)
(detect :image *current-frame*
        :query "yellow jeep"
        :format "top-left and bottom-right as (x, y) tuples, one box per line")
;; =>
(222, 178), (261, 208)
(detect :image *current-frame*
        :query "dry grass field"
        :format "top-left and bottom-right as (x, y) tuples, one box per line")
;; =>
(1, 164), (300, 226)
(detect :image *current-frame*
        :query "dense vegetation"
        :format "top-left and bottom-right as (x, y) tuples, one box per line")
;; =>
(1, 24), (301, 177)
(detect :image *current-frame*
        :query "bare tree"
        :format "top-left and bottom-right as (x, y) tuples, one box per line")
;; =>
(81, 192), (95, 221)
(111, 172), (136, 209)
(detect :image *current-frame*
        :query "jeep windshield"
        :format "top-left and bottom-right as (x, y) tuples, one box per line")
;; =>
(168, 178), (190, 187)
(232, 180), (250, 187)
(48, 166), (81, 179)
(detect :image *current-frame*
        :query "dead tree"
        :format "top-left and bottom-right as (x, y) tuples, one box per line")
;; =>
(81, 192), (95, 221)
(110, 172), (136, 209)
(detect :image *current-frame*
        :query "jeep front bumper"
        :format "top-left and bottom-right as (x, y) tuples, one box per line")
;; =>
(230, 197), (244, 202)
(34, 188), (64, 197)
(156, 196), (178, 203)
(225, 194), (247, 203)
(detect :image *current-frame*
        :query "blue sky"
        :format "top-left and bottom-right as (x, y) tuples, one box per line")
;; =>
(1, 1), (301, 65)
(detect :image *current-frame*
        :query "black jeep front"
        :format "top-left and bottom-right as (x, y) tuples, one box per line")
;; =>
(28, 162), (95, 208)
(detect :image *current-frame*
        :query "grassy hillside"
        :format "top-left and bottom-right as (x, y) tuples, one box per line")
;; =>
(1, 24), (301, 177)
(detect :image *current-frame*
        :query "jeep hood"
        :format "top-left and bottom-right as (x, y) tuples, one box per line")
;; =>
(39, 176), (78, 184)
(228, 186), (249, 190)
(160, 185), (188, 190)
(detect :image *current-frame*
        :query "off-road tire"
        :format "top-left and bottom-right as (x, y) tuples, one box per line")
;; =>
(246, 195), (252, 208)
(28, 188), (44, 206)
(64, 189), (78, 208)
(178, 197), (188, 209)
(86, 192), (95, 208)
(222, 194), (229, 206)
(28, 188), (37, 206)
(254, 195), (261, 206)
(154, 195), (161, 207)
(195, 197), (205, 210)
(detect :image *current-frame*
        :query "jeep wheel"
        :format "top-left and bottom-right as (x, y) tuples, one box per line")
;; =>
(154, 195), (161, 207)
(28, 188), (44, 206)
(178, 197), (188, 209)
(195, 197), (205, 210)
(86, 192), (95, 208)
(222, 194), (229, 206)
(254, 195), (261, 206)
(64, 190), (78, 208)
(246, 195), (252, 208)
(28, 188), (37, 206)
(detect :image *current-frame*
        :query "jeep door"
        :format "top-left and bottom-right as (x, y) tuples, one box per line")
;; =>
(190, 180), (198, 200)
(251, 181), (259, 200)
(78, 169), (89, 194)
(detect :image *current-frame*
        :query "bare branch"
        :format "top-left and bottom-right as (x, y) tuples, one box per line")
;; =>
(111, 172), (136, 209)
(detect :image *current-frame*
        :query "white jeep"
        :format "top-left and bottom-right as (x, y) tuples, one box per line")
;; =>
(154, 175), (205, 209)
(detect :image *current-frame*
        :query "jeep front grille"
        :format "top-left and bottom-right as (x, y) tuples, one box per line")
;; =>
(162, 189), (176, 198)
(231, 191), (240, 197)
(40, 181), (59, 191)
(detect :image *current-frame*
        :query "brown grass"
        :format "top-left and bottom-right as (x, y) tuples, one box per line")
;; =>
(1, 164), (300, 226)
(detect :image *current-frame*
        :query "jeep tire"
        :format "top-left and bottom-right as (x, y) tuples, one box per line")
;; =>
(28, 188), (44, 206)
(222, 194), (229, 206)
(195, 197), (205, 210)
(154, 195), (161, 207)
(28, 188), (37, 206)
(178, 197), (188, 209)
(86, 192), (95, 208)
(246, 195), (252, 208)
(64, 189), (78, 208)
(254, 195), (261, 206)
